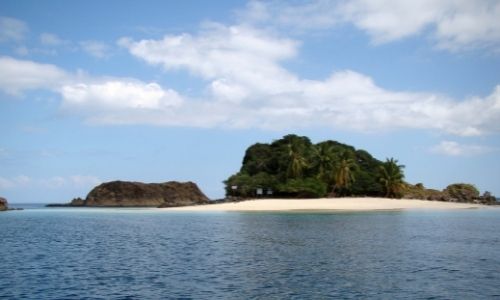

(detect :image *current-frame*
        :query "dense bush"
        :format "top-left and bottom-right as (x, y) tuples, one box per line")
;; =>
(444, 183), (480, 202)
(224, 134), (401, 198)
(277, 178), (328, 198)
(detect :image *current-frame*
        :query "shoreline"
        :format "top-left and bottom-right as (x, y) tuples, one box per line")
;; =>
(161, 197), (489, 212)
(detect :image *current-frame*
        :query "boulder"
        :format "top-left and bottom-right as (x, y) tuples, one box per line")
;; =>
(0, 197), (7, 211)
(84, 180), (209, 207)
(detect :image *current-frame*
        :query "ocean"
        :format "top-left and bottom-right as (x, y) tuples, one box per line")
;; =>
(1, 206), (499, 299)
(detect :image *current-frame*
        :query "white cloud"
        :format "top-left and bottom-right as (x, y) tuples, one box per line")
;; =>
(0, 56), (68, 94)
(433, 1), (500, 51)
(119, 24), (500, 135)
(59, 80), (183, 124)
(0, 17), (28, 42)
(40, 33), (66, 46)
(80, 40), (110, 58)
(240, 0), (500, 52)
(431, 141), (495, 156)
(2, 36), (500, 135)
(119, 23), (300, 96)
(0, 56), (182, 122)
(338, 0), (442, 43)
(339, 0), (500, 50)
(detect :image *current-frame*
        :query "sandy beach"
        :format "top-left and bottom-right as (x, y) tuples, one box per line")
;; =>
(162, 197), (487, 212)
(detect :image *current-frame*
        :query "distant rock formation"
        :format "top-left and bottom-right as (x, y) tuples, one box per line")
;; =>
(0, 197), (7, 211)
(47, 181), (210, 208)
(404, 183), (497, 205)
(46, 197), (85, 207)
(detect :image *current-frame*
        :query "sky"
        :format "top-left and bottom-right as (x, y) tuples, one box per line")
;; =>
(1, 0), (499, 203)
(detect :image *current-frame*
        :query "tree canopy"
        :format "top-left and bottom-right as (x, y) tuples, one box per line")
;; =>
(225, 134), (405, 198)
(378, 158), (406, 198)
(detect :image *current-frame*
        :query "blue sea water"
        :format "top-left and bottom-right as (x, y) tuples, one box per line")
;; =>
(1, 207), (500, 299)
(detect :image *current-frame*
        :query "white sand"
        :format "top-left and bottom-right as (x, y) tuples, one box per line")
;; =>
(162, 197), (486, 212)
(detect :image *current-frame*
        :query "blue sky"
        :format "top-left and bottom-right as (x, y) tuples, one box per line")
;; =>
(1, 0), (499, 202)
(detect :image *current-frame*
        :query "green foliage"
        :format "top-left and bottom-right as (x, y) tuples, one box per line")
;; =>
(378, 158), (405, 198)
(225, 134), (403, 198)
(286, 138), (309, 179)
(241, 143), (273, 175)
(333, 151), (358, 196)
(350, 171), (383, 196)
(350, 150), (383, 195)
(444, 183), (479, 202)
(224, 172), (278, 197)
(277, 178), (327, 198)
(310, 142), (335, 183)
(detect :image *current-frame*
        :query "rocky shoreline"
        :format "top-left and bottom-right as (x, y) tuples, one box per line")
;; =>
(403, 183), (498, 205)
(47, 180), (209, 208)
(43, 180), (498, 210)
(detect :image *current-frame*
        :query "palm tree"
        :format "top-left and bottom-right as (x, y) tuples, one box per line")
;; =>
(286, 140), (308, 179)
(311, 143), (335, 184)
(332, 152), (357, 196)
(379, 158), (405, 198)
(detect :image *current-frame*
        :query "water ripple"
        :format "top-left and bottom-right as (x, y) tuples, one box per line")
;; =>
(1, 209), (499, 299)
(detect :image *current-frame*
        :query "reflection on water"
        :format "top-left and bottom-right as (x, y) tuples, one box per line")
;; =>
(1, 209), (499, 298)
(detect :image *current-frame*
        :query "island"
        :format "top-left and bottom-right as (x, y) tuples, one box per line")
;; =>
(47, 181), (209, 208)
(163, 134), (497, 212)
(222, 134), (497, 204)
(48, 134), (497, 211)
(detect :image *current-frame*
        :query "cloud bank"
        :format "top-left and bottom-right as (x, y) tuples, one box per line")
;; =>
(241, 0), (500, 52)
(1, 26), (500, 136)
(0, 56), (68, 95)
(1, 7), (499, 136)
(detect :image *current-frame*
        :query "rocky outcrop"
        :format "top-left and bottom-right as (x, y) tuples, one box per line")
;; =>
(46, 197), (85, 207)
(0, 197), (7, 211)
(69, 197), (86, 206)
(48, 180), (210, 208)
(403, 183), (498, 205)
(403, 183), (443, 201)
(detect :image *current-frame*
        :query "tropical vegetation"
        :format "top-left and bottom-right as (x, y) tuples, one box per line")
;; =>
(224, 134), (405, 198)
(223, 134), (498, 204)
(378, 158), (405, 198)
